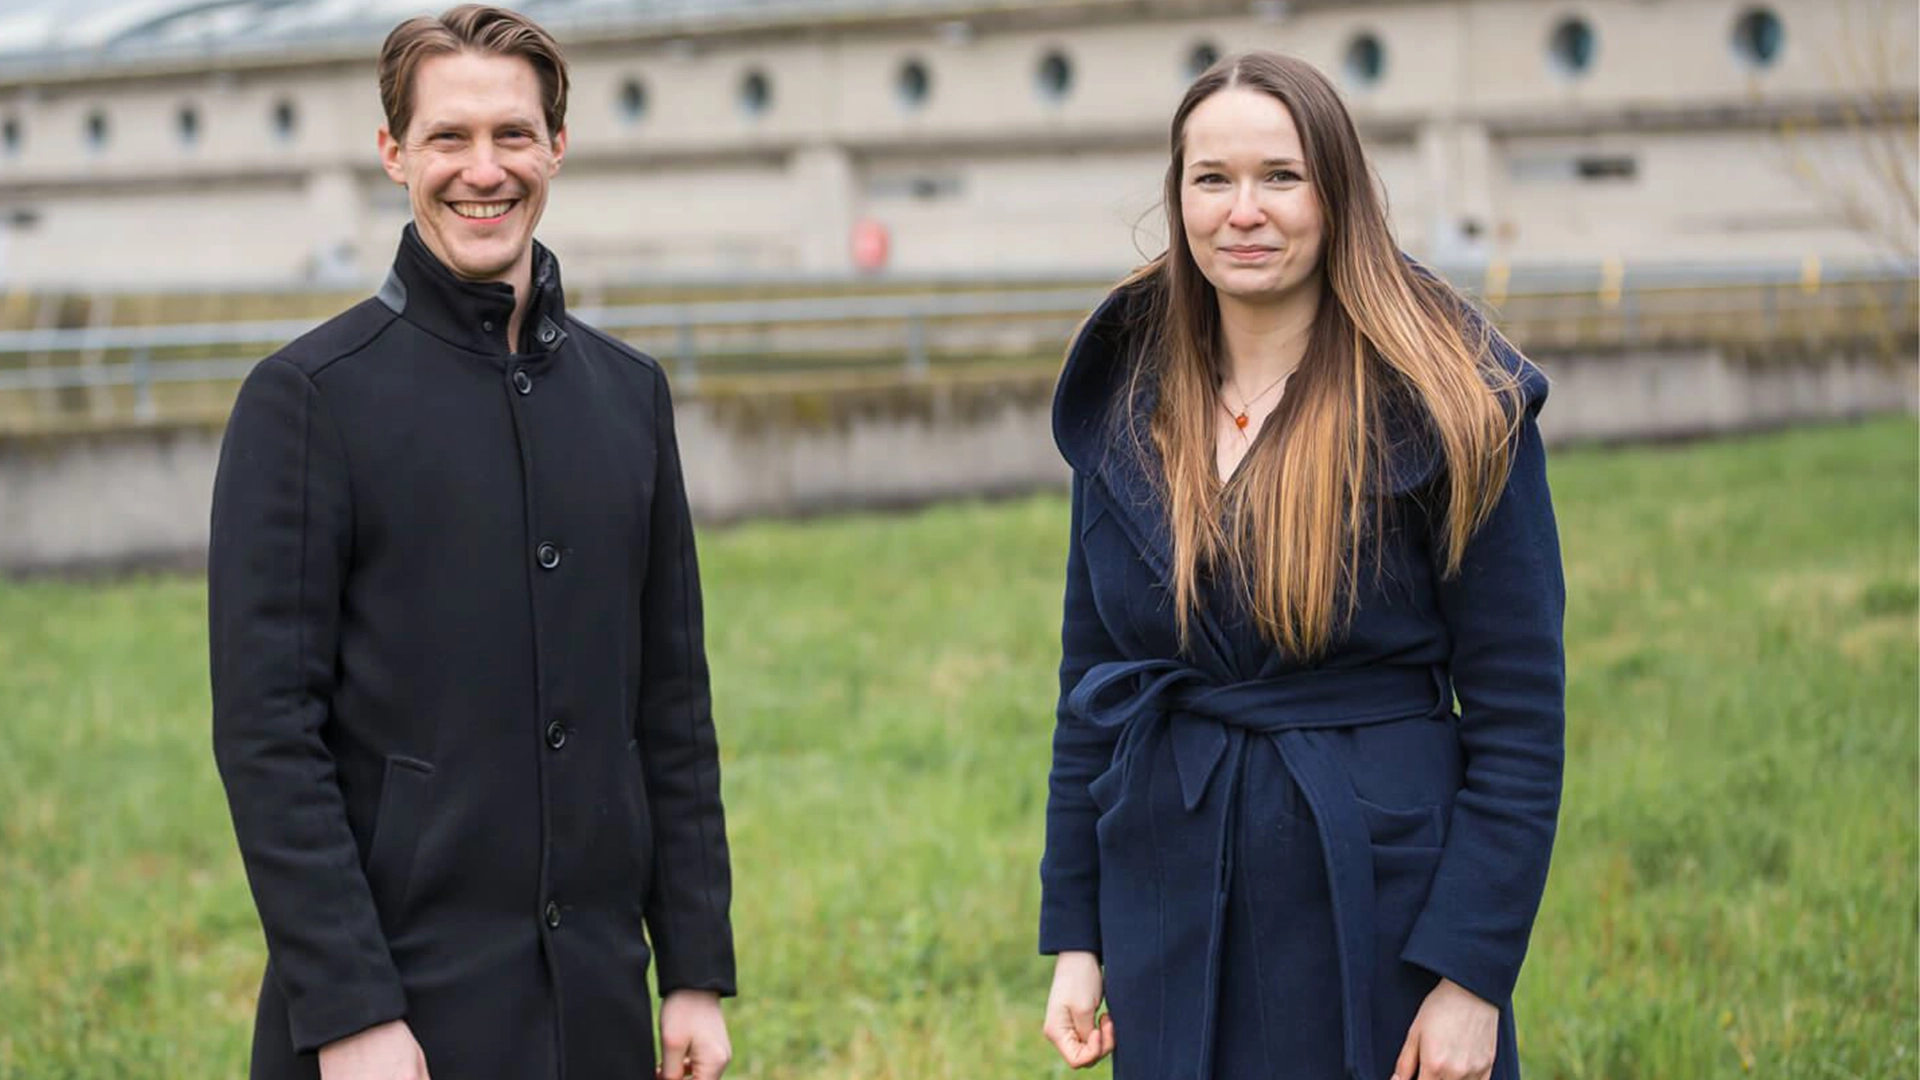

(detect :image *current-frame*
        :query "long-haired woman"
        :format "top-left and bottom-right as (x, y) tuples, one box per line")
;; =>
(1038, 51), (1565, 1080)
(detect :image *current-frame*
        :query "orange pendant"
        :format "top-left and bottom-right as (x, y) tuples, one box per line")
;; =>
(1234, 413), (1250, 430)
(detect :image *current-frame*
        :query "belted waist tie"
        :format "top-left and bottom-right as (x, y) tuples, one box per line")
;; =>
(1070, 659), (1452, 1080)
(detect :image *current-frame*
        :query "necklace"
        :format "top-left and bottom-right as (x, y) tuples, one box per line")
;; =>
(1219, 395), (1255, 443)
(1221, 367), (1293, 433)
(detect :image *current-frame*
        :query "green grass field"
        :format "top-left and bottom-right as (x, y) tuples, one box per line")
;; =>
(1, 418), (1914, 1079)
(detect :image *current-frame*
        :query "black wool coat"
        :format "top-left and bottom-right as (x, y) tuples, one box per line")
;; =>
(210, 226), (735, 1080)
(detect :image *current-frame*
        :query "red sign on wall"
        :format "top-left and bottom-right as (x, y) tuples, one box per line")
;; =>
(851, 218), (890, 272)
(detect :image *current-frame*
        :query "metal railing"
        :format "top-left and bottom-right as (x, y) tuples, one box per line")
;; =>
(0, 263), (1913, 432)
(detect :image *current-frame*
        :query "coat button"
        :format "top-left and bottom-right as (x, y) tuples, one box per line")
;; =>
(536, 542), (561, 570)
(545, 720), (567, 749)
(512, 368), (533, 395)
(482, 319), (495, 333)
(538, 325), (557, 345)
(544, 900), (561, 929)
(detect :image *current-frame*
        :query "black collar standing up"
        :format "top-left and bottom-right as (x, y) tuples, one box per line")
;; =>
(376, 223), (571, 359)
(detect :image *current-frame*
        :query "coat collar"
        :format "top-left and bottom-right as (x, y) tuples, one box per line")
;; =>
(1053, 280), (1174, 580)
(1052, 280), (1154, 479)
(1054, 282), (1241, 672)
(1052, 277), (1548, 674)
(376, 223), (570, 360)
(1052, 278), (1549, 510)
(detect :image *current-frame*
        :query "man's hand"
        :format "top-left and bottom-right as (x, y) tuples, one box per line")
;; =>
(318, 1019), (429, 1080)
(1042, 950), (1114, 1068)
(657, 989), (731, 1080)
(1393, 978), (1500, 1080)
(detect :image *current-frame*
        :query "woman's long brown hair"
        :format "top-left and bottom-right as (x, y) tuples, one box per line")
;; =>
(1121, 51), (1527, 658)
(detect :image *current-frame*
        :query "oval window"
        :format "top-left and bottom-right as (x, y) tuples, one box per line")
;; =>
(739, 69), (772, 117)
(1345, 32), (1386, 87)
(618, 78), (647, 122)
(1549, 17), (1598, 77)
(896, 59), (931, 109)
(1732, 7), (1784, 68)
(1036, 50), (1073, 102)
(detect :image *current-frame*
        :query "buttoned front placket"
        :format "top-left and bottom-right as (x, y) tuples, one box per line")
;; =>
(343, 225), (711, 1078)
(498, 270), (576, 1078)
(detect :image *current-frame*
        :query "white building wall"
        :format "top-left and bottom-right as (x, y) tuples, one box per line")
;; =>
(536, 161), (808, 277)
(0, 0), (1911, 287)
(1492, 127), (1911, 264)
(859, 148), (1167, 273)
(3, 183), (312, 282)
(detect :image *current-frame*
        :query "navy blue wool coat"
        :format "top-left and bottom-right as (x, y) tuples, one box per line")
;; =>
(1039, 285), (1565, 1080)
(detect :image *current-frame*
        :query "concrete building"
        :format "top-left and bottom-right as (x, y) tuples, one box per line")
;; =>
(0, 0), (1913, 287)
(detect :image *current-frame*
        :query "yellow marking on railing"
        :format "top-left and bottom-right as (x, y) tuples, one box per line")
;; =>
(1600, 258), (1625, 309)
(1484, 260), (1511, 307)
(1800, 255), (1822, 295)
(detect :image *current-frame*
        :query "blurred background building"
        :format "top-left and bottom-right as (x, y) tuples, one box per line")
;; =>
(0, 0), (1913, 287)
(0, 0), (1914, 573)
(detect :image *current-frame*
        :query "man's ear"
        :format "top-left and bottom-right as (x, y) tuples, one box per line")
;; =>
(548, 125), (566, 176)
(378, 126), (407, 186)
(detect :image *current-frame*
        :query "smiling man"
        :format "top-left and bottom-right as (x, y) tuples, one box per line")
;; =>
(208, 7), (735, 1080)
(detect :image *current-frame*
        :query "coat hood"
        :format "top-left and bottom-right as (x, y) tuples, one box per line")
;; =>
(1051, 279), (1549, 496)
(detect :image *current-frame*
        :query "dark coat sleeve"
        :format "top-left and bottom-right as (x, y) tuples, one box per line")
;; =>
(636, 367), (738, 997)
(208, 356), (408, 1052)
(1401, 384), (1567, 1006)
(1038, 472), (1128, 956)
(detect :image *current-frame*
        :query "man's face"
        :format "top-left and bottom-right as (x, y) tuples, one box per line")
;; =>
(379, 50), (566, 287)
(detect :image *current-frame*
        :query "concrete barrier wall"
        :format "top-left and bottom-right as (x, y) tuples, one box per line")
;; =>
(2, 346), (1914, 574)
(1, 423), (227, 573)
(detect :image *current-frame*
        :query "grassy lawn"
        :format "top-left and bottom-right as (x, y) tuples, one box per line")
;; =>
(1, 418), (1914, 1078)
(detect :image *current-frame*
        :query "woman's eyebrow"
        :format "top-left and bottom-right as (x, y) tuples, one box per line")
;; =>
(1186, 156), (1305, 169)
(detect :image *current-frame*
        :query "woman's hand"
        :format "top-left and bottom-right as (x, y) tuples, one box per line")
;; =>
(1393, 978), (1499, 1080)
(1042, 950), (1114, 1068)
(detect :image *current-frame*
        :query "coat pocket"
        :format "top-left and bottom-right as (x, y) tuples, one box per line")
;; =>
(1356, 793), (1446, 850)
(1369, 842), (1447, 1056)
(1087, 755), (1125, 818)
(1359, 789), (1449, 1039)
(1091, 751), (1155, 880)
(364, 754), (435, 927)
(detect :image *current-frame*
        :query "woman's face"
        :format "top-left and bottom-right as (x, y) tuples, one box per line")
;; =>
(1178, 86), (1325, 308)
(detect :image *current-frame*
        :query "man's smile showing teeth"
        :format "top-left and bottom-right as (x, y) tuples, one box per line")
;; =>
(450, 200), (516, 220)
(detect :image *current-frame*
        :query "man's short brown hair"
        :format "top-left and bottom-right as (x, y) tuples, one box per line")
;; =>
(378, 4), (570, 140)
